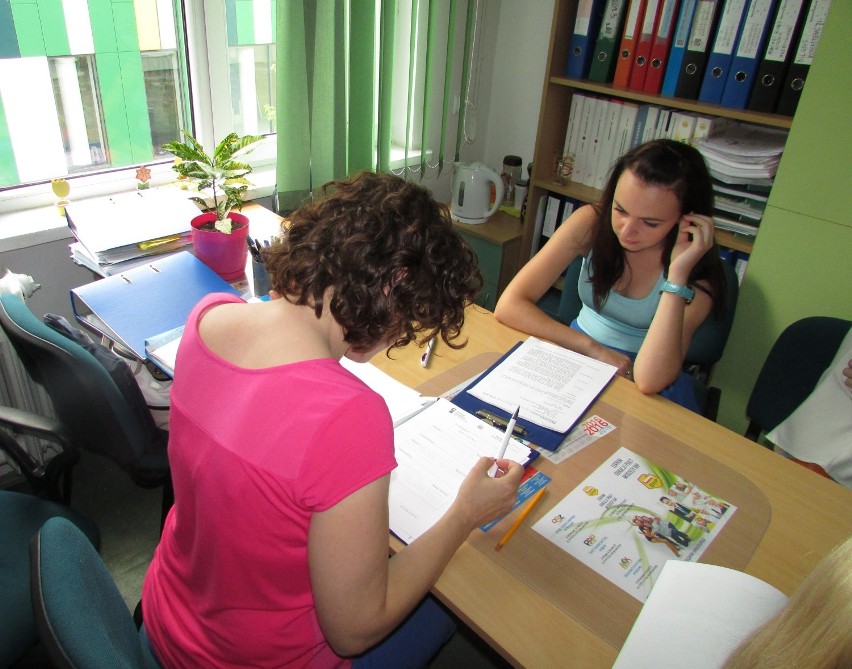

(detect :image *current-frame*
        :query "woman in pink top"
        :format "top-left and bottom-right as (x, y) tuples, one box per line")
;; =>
(141, 171), (524, 668)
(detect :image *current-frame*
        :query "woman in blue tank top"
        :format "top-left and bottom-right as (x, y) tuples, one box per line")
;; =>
(495, 140), (727, 412)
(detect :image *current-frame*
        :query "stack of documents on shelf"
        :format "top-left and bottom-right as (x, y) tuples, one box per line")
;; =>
(65, 188), (201, 272)
(613, 561), (787, 668)
(71, 251), (239, 361)
(711, 180), (769, 237)
(694, 121), (788, 185)
(452, 337), (617, 452)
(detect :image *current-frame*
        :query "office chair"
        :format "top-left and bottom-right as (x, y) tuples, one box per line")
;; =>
(543, 256), (739, 420)
(30, 516), (161, 669)
(0, 490), (100, 667)
(745, 316), (851, 443)
(0, 294), (173, 529)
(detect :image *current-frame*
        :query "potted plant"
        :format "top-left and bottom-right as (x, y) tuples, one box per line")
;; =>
(162, 130), (264, 279)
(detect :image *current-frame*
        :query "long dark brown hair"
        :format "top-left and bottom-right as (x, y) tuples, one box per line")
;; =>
(589, 139), (726, 320)
(263, 171), (484, 352)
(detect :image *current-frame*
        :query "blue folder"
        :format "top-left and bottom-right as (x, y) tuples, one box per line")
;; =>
(720, 0), (779, 108)
(698, 0), (752, 104)
(661, 0), (698, 96)
(70, 251), (240, 360)
(566, 0), (607, 79)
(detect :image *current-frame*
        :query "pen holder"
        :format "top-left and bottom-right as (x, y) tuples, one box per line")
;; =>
(251, 257), (271, 297)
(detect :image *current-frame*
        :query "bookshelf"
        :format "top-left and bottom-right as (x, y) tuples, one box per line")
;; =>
(521, 0), (797, 265)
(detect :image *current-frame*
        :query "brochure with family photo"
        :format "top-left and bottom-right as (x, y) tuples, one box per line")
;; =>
(532, 447), (736, 602)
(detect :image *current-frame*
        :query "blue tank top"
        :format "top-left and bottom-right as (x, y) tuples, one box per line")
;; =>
(575, 254), (667, 353)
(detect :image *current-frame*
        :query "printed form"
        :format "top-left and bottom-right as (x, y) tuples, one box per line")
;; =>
(389, 398), (532, 544)
(466, 337), (616, 433)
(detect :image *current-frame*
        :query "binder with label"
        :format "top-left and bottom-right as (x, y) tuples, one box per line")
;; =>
(592, 99), (624, 189)
(614, 101), (640, 158)
(629, 0), (664, 90)
(719, 0), (780, 108)
(674, 0), (723, 99)
(698, 0), (751, 104)
(566, 0), (608, 79)
(613, 0), (649, 87)
(563, 93), (587, 162)
(573, 96), (600, 186)
(661, 0), (699, 95)
(747, 0), (808, 113)
(644, 0), (682, 93)
(588, 0), (630, 83)
(70, 251), (240, 361)
(775, 0), (830, 116)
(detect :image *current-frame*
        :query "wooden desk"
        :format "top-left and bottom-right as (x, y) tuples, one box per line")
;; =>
(372, 306), (852, 668)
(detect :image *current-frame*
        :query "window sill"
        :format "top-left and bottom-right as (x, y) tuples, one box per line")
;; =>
(0, 166), (276, 254)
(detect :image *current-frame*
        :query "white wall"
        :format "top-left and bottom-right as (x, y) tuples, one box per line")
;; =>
(482, 0), (553, 178)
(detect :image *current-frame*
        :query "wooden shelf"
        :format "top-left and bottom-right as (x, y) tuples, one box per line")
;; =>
(552, 77), (794, 130)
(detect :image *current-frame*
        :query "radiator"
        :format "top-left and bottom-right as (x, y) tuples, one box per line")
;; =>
(0, 270), (59, 486)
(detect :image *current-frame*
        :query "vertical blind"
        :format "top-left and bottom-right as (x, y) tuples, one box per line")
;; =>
(274, 0), (482, 212)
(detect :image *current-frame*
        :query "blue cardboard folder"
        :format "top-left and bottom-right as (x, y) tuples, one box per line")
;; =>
(70, 251), (239, 360)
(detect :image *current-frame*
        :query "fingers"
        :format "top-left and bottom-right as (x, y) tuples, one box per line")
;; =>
(679, 213), (715, 248)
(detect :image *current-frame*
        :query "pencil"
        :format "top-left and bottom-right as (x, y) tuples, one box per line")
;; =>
(494, 487), (547, 552)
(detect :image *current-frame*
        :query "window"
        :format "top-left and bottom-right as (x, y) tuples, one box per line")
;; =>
(0, 1), (276, 212)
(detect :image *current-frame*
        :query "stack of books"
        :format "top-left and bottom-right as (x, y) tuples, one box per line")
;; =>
(561, 93), (723, 191)
(565, 0), (833, 116)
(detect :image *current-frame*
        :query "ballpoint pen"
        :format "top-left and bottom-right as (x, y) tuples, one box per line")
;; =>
(495, 486), (547, 552)
(488, 405), (519, 477)
(420, 336), (436, 368)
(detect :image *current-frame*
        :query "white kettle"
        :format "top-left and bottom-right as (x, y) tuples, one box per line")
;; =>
(450, 162), (504, 225)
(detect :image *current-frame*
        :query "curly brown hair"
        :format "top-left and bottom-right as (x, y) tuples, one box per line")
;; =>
(263, 171), (484, 352)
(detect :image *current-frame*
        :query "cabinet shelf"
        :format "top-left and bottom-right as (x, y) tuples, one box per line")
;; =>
(551, 77), (794, 130)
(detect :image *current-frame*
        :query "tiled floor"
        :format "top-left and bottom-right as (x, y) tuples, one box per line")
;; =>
(15, 451), (508, 668)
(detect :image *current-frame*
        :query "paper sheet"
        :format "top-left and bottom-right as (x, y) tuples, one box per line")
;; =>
(613, 560), (787, 668)
(389, 398), (532, 544)
(466, 337), (616, 433)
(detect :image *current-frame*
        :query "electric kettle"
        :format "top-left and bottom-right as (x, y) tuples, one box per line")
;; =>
(450, 162), (504, 224)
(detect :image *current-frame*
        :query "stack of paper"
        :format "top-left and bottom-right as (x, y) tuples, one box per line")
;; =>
(694, 121), (789, 185)
(65, 188), (201, 272)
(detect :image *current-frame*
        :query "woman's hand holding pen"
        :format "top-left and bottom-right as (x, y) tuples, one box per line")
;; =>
(449, 457), (523, 532)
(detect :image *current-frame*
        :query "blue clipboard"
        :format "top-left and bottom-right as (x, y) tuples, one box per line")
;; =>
(451, 342), (573, 452)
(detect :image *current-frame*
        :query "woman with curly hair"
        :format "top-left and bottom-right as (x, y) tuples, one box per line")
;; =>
(495, 139), (727, 411)
(142, 172), (524, 667)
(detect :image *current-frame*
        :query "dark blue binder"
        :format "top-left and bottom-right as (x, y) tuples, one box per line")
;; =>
(70, 251), (240, 360)
(566, 0), (608, 79)
(698, 0), (752, 104)
(719, 0), (779, 108)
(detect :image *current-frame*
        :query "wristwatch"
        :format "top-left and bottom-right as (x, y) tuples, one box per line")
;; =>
(660, 280), (695, 304)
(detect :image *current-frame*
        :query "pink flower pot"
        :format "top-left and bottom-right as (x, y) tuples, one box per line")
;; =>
(190, 212), (249, 280)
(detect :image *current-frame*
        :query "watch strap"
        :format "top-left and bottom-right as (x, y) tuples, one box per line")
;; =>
(660, 280), (695, 304)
